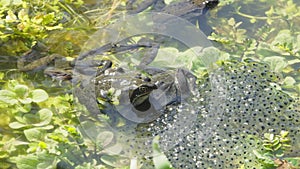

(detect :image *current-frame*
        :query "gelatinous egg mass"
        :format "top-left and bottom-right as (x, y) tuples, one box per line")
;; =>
(133, 59), (299, 168)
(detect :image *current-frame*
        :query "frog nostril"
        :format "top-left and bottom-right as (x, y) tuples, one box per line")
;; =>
(144, 77), (151, 82)
(116, 67), (125, 73)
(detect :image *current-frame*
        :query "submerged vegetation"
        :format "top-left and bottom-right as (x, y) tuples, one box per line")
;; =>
(0, 0), (299, 169)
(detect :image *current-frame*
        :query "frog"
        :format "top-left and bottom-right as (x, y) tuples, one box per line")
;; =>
(127, 0), (219, 36)
(17, 42), (74, 82)
(16, 0), (213, 124)
(17, 37), (197, 124)
(127, 0), (219, 21)
(90, 59), (197, 124)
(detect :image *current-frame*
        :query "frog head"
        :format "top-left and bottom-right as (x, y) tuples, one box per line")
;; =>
(129, 84), (158, 111)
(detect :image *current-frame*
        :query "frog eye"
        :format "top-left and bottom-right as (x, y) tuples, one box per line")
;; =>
(139, 86), (148, 93)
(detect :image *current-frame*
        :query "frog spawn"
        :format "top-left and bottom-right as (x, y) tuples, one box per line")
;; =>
(119, 59), (299, 168)
(113, 68), (225, 165)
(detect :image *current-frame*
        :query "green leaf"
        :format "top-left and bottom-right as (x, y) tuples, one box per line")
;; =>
(18, 98), (32, 104)
(282, 144), (291, 148)
(253, 150), (265, 159)
(14, 85), (29, 97)
(31, 89), (48, 103)
(41, 13), (56, 25)
(78, 121), (102, 141)
(228, 18), (236, 26)
(97, 131), (114, 147)
(287, 59), (300, 65)
(32, 108), (53, 127)
(273, 143), (282, 151)
(150, 47), (182, 68)
(271, 138), (280, 146)
(263, 56), (288, 72)
(11, 154), (39, 169)
(6, 10), (18, 22)
(264, 133), (274, 141)
(198, 47), (221, 67)
(100, 155), (129, 168)
(152, 136), (173, 169)
(101, 155), (117, 167)
(16, 103), (32, 113)
(103, 143), (123, 155)
(263, 145), (273, 151)
(9, 121), (27, 129)
(36, 152), (56, 169)
(280, 131), (289, 138)
(24, 128), (43, 142)
(282, 76), (296, 87)
(274, 149), (284, 157)
(285, 157), (300, 167)
(0, 90), (18, 104)
(253, 150), (276, 167)
(0, 72), (4, 80)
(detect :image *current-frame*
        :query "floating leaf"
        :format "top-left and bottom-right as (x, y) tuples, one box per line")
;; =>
(0, 90), (18, 104)
(11, 154), (39, 169)
(150, 47), (182, 68)
(103, 143), (123, 155)
(282, 76), (296, 87)
(263, 56), (288, 72)
(287, 59), (300, 65)
(14, 85), (29, 98)
(24, 128), (43, 142)
(9, 121), (27, 129)
(16, 103), (32, 113)
(0, 113), (10, 127)
(100, 155), (129, 168)
(97, 131), (114, 147)
(78, 121), (102, 141)
(198, 47), (221, 67)
(152, 136), (173, 169)
(18, 98), (32, 104)
(253, 150), (276, 167)
(31, 89), (48, 103)
(32, 108), (53, 127)
(36, 153), (56, 169)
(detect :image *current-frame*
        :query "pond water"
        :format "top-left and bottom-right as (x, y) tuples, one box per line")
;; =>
(0, 0), (299, 169)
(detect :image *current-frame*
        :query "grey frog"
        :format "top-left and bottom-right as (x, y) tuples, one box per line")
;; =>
(93, 62), (197, 124)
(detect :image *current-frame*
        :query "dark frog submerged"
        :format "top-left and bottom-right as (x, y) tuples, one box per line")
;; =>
(87, 60), (198, 124)
(17, 40), (200, 125)
(127, 0), (219, 19)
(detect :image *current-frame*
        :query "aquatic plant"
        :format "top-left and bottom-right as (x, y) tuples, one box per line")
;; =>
(253, 131), (300, 169)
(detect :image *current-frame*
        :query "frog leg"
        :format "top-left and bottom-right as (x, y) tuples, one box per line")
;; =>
(135, 38), (160, 67)
(17, 42), (56, 71)
(18, 53), (62, 71)
(79, 40), (153, 61)
(110, 38), (160, 67)
(174, 68), (197, 100)
(95, 60), (113, 76)
(126, 0), (164, 14)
